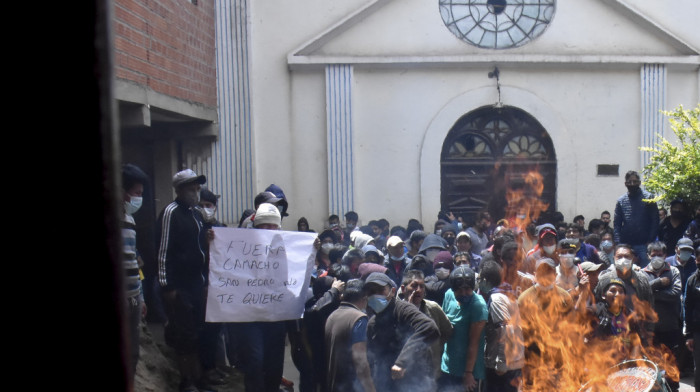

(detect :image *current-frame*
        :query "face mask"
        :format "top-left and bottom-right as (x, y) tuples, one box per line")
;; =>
(435, 229), (442, 236)
(202, 207), (216, 222)
(601, 240), (613, 251)
(124, 196), (142, 215)
(536, 283), (554, 292)
(457, 222), (463, 230)
(543, 245), (556, 255)
(321, 243), (334, 255)
(367, 294), (390, 313)
(679, 250), (692, 262)
(650, 256), (665, 270)
(390, 254), (404, 261)
(425, 249), (440, 263)
(444, 237), (455, 248)
(479, 281), (493, 295)
(615, 257), (632, 274)
(435, 267), (450, 280)
(455, 293), (474, 306)
(626, 185), (640, 194)
(560, 254), (575, 268)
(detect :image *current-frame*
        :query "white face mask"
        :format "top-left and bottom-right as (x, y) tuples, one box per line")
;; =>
(321, 243), (334, 255)
(615, 257), (632, 274)
(435, 267), (450, 280)
(390, 254), (404, 261)
(543, 245), (556, 255)
(650, 256), (665, 271)
(560, 254), (575, 268)
(124, 196), (142, 215)
(202, 207), (216, 222)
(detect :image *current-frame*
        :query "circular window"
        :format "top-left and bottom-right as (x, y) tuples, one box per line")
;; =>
(439, 0), (556, 49)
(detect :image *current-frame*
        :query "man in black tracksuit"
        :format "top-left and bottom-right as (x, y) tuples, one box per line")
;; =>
(156, 169), (212, 392)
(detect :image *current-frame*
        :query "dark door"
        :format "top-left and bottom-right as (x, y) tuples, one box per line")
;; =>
(441, 105), (557, 225)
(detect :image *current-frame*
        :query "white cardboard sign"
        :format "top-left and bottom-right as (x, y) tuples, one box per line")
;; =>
(205, 227), (316, 322)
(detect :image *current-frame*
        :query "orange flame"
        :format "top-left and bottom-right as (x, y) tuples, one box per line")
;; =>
(503, 167), (549, 233)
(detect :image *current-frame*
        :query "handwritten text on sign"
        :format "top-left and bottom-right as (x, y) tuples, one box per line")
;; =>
(206, 227), (316, 322)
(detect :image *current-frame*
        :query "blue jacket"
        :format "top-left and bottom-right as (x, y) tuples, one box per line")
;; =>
(613, 189), (659, 245)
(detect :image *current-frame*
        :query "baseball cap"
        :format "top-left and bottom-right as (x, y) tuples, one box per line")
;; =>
(537, 223), (557, 240)
(604, 277), (626, 293)
(558, 238), (580, 251)
(386, 236), (404, 248)
(172, 169), (206, 188)
(199, 188), (219, 205)
(535, 258), (557, 270)
(677, 238), (694, 251)
(364, 272), (397, 289)
(579, 261), (602, 273)
(254, 191), (283, 209)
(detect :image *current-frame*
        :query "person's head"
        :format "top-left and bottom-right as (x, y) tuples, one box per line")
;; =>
(407, 254), (432, 276)
(600, 232), (614, 252)
(409, 230), (428, 252)
(573, 215), (585, 228)
(264, 184), (289, 217)
(406, 219), (424, 238)
(475, 211), (491, 232)
(565, 224), (584, 241)
(386, 236), (406, 260)
(122, 163), (149, 215)
(659, 207), (668, 222)
(433, 219), (449, 235)
(433, 251), (454, 280)
(579, 261), (602, 289)
(500, 241), (521, 270)
(378, 218), (390, 236)
(328, 214), (340, 228)
(390, 225), (407, 241)
(328, 263), (353, 282)
(172, 169), (206, 206)
(253, 203), (281, 230)
(455, 231), (472, 253)
(441, 226), (457, 248)
(453, 251), (470, 267)
(368, 220), (382, 238)
(602, 277), (626, 312)
(670, 200), (686, 220)
(238, 208), (255, 228)
(450, 265), (477, 302)
(419, 233), (448, 262)
(535, 258), (557, 287)
(537, 224), (558, 256)
(362, 245), (383, 264)
(328, 244), (348, 265)
(198, 187), (219, 223)
(254, 191), (283, 212)
(401, 269), (426, 306)
(677, 238), (695, 264)
(478, 259), (503, 295)
(624, 170), (641, 193)
(558, 238), (580, 269)
(344, 211), (358, 229)
(647, 241), (667, 259)
(342, 279), (368, 309)
(364, 272), (397, 313)
(319, 229), (339, 248)
(297, 217), (310, 232)
(613, 244), (635, 276)
(342, 248), (365, 277)
(600, 210), (611, 225)
(588, 219), (605, 236)
(584, 234), (601, 249)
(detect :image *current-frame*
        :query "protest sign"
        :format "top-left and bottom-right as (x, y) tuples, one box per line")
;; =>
(206, 227), (317, 322)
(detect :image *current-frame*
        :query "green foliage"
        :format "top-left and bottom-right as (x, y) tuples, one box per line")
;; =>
(641, 104), (700, 209)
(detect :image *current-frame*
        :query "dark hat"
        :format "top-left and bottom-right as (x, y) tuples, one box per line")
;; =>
(678, 238), (694, 251)
(364, 271), (396, 289)
(558, 238), (580, 251)
(433, 251), (454, 270)
(603, 277), (626, 293)
(419, 233), (447, 253)
(361, 244), (384, 259)
(254, 191), (282, 209)
(450, 265), (476, 290)
(264, 184), (289, 216)
(172, 169), (206, 188)
(199, 188), (219, 205)
(579, 261), (602, 273)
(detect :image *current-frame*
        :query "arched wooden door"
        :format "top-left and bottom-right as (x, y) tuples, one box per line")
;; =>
(440, 105), (557, 224)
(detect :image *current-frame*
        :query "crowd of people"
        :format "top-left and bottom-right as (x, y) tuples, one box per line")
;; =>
(122, 165), (700, 392)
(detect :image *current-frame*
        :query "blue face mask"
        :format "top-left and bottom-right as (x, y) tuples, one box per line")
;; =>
(368, 294), (390, 313)
(601, 240), (613, 251)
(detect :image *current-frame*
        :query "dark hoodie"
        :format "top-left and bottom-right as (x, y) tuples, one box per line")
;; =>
(265, 183), (289, 217)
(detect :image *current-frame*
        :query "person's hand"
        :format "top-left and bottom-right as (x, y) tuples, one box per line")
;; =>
(331, 278), (345, 292)
(578, 273), (590, 288)
(207, 229), (215, 242)
(687, 339), (694, 352)
(447, 211), (456, 221)
(660, 277), (670, 286)
(390, 365), (405, 380)
(462, 372), (477, 391)
(407, 290), (421, 307)
(313, 237), (321, 251)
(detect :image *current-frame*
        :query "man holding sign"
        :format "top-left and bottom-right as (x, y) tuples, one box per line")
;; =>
(207, 203), (317, 392)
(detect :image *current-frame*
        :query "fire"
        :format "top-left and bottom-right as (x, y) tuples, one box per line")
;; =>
(500, 166), (678, 391)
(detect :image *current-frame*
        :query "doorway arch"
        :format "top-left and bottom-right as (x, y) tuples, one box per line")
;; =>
(440, 105), (557, 224)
